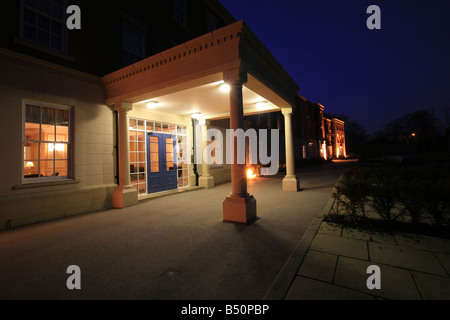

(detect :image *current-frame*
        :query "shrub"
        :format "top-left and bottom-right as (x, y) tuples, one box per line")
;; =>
(368, 166), (402, 221)
(333, 165), (370, 219)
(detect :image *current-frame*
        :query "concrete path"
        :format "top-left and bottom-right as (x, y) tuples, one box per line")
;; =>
(0, 161), (352, 300)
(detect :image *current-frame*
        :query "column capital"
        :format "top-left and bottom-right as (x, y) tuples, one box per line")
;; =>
(113, 101), (133, 112)
(281, 106), (293, 116)
(198, 119), (210, 127)
(223, 67), (248, 85)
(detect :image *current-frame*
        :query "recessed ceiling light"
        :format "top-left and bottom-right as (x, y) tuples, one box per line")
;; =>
(220, 84), (230, 92)
(146, 101), (159, 109)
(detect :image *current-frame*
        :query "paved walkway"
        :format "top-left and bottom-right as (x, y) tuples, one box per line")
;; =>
(3, 159), (448, 300)
(265, 195), (450, 300)
(0, 161), (351, 300)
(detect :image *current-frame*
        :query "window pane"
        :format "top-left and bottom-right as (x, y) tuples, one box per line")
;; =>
(130, 152), (137, 162)
(129, 130), (137, 141)
(38, 15), (50, 31)
(151, 163), (159, 173)
(130, 163), (137, 173)
(24, 161), (39, 177)
(42, 107), (55, 125)
(54, 160), (67, 176)
(55, 126), (68, 141)
(137, 120), (145, 130)
(138, 142), (145, 152)
(41, 124), (55, 141)
(146, 122), (154, 131)
(130, 174), (138, 183)
(23, 24), (37, 41)
(51, 3), (64, 20)
(41, 143), (54, 160)
(26, 105), (40, 123)
(24, 142), (39, 160)
(150, 153), (158, 162)
(25, 122), (40, 141)
(40, 160), (54, 177)
(137, 131), (145, 141)
(38, 29), (50, 46)
(154, 123), (161, 132)
(166, 138), (173, 152)
(54, 143), (67, 159)
(138, 152), (145, 162)
(23, 8), (37, 25)
(24, 0), (38, 9)
(130, 141), (137, 152)
(129, 119), (137, 129)
(39, 0), (51, 15)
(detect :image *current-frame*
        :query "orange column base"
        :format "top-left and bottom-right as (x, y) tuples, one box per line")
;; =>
(112, 186), (138, 208)
(223, 194), (257, 224)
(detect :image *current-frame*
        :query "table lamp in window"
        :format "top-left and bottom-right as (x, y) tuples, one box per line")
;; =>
(25, 161), (34, 175)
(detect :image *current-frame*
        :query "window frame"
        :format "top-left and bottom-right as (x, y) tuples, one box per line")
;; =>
(121, 22), (146, 67)
(22, 99), (73, 184)
(172, 0), (188, 27)
(20, 0), (69, 54)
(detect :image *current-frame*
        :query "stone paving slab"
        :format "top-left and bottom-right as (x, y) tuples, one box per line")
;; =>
(434, 252), (450, 275)
(297, 250), (337, 283)
(412, 271), (450, 300)
(310, 233), (368, 260)
(317, 222), (342, 236)
(284, 276), (374, 300)
(368, 242), (447, 276)
(334, 256), (422, 300)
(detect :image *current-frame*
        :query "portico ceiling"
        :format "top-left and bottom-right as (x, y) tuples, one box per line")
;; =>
(132, 77), (279, 120)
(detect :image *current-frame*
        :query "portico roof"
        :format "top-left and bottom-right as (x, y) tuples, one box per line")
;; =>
(102, 20), (300, 119)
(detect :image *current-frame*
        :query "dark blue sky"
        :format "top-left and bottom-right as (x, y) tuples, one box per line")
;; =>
(220, 0), (450, 135)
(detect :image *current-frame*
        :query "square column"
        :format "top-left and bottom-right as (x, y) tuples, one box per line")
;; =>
(198, 120), (215, 189)
(282, 107), (300, 191)
(112, 101), (138, 208)
(223, 72), (257, 224)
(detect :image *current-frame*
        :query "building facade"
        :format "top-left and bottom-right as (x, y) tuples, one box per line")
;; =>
(0, 0), (343, 231)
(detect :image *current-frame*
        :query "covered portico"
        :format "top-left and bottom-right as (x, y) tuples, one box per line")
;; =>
(102, 20), (300, 223)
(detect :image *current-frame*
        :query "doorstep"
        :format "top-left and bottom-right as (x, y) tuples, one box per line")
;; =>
(138, 186), (205, 202)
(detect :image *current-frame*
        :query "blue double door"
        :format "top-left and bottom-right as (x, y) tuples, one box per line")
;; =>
(147, 132), (178, 193)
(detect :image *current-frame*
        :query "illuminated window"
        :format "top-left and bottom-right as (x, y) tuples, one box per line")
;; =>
(21, 0), (67, 52)
(23, 101), (72, 182)
(122, 23), (146, 67)
(172, 0), (187, 26)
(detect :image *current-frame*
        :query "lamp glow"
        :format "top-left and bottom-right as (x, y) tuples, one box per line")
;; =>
(247, 168), (257, 179)
(146, 101), (159, 109)
(220, 84), (230, 92)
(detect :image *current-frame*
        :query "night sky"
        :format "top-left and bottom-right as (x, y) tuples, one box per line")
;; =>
(220, 0), (450, 135)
